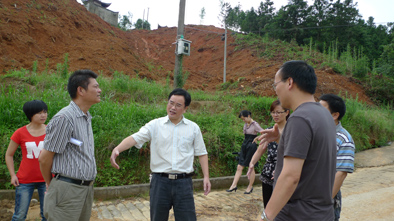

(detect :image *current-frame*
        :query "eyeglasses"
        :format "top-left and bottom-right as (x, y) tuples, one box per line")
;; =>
(168, 100), (183, 109)
(272, 79), (286, 90)
(270, 111), (286, 115)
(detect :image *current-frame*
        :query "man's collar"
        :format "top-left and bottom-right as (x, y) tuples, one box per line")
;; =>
(70, 101), (91, 119)
(164, 115), (187, 125)
(336, 121), (342, 131)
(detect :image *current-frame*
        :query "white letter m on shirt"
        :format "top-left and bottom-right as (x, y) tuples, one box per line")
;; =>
(25, 141), (44, 159)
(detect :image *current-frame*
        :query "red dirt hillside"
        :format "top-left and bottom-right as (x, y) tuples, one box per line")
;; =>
(0, 0), (147, 75)
(0, 0), (372, 104)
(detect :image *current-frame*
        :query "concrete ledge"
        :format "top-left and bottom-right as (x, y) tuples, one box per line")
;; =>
(0, 190), (14, 200)
(0, 175), (260, 200)
(355, 145), (394, 168)
(94, 183), (150, 200)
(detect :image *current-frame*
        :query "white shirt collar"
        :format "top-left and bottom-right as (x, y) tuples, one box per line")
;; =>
(164, 115), (188, 125)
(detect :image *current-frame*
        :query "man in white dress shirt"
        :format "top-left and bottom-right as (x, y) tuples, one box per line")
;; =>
(110, 88), (211, 221)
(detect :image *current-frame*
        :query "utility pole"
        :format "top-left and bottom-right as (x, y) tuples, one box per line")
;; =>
(142, 9), (145, 29)
(147, 8), (149, 24)
(174, 0), (186, 88)
(223, 25), (227, 83)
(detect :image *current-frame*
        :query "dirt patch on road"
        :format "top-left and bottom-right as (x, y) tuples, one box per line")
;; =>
(0, 199), (15, 220)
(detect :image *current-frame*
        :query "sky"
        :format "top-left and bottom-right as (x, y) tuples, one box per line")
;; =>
(77, 0), (394, 30)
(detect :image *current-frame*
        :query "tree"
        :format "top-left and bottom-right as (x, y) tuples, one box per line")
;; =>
(376, 39), (394, 77)
(227, 4), (244, 31)
(134, 19), (151, 30)
(240, 7), (259, 33)
(213, 0), (392, 71)
(199, 7), (206, 25)
(359, 17), (392, 62)
(264, 0), (311, 43)
(118, 12), (133, 30)
(218, 0), (231, 28)
(326, 0), (361, 50)
(217, 1), (245, 31)
(256, 0), (276, 35)
(283, 0), (311, 44)
(388, 22), (394, 38)
(307, 0), (331, 46)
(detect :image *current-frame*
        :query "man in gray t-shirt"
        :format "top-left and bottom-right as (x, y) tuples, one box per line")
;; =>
(274, 102), (336, 220)
(256, 61), (337, 221)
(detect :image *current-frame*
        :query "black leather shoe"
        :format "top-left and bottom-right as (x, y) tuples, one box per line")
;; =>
(226, 187), (237, 192)
(244, 187), (253, 194)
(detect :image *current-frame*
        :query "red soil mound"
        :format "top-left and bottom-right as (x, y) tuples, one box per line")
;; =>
(0, 0), (372, 104)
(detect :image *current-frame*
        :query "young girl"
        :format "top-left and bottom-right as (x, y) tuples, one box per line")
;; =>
(5, 100), (48, 221)
(227, 110), (263, 194)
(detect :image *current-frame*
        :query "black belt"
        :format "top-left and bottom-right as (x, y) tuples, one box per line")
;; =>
(55, 174), (94, 186)
(155, 173), (194, 180)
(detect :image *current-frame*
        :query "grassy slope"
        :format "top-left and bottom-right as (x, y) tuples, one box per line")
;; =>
(1, 69), (393, 189)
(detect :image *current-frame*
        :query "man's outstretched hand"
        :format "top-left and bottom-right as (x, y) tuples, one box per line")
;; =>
(255, 124), (280, 146)
(110, 148), (120, 169)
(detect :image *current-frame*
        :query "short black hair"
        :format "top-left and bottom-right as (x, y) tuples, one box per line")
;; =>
(319, 94), (346, 121)
(270, 99), (290, 120)
(168, 88), (191, 107)
(239, 110), (251, 118)
(23, 100), (48, 122)
(279, 60), (317, 94)
(67, 70), (98, 99)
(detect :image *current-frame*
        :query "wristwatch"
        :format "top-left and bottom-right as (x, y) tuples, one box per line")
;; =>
(261, 210), (272, 221)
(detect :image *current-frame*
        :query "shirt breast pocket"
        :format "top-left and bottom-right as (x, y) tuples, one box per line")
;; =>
(67, 142), (81, 149)
(180, 136), (194, 153)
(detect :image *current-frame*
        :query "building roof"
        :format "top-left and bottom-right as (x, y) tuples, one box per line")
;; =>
(83, 0), (111, 8)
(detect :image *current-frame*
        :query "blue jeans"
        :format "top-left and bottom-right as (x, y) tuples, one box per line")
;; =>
(12, 182), (47, 221)
(334, 190), (342, 221)
(150, 174), (196, 221)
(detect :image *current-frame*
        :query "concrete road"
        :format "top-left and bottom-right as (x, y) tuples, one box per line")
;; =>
(8, 143), (394, 220)
(90, 143), (394, 220)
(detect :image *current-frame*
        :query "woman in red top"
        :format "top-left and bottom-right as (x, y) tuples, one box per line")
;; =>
(5, 100), (48, 221)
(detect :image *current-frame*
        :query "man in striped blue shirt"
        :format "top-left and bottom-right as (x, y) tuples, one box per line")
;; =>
(39, 70), (101, 221)
(319, 94), (355, 221)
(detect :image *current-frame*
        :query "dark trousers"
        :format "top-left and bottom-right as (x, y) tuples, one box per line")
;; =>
(334, 190), (342, 221)
(262, 182), (273, 208)
(150, 173), (196, 221)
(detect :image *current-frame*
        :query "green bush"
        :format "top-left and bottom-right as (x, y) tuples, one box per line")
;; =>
(341, 95), (394, 151)
(364, 74), (394, 106)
